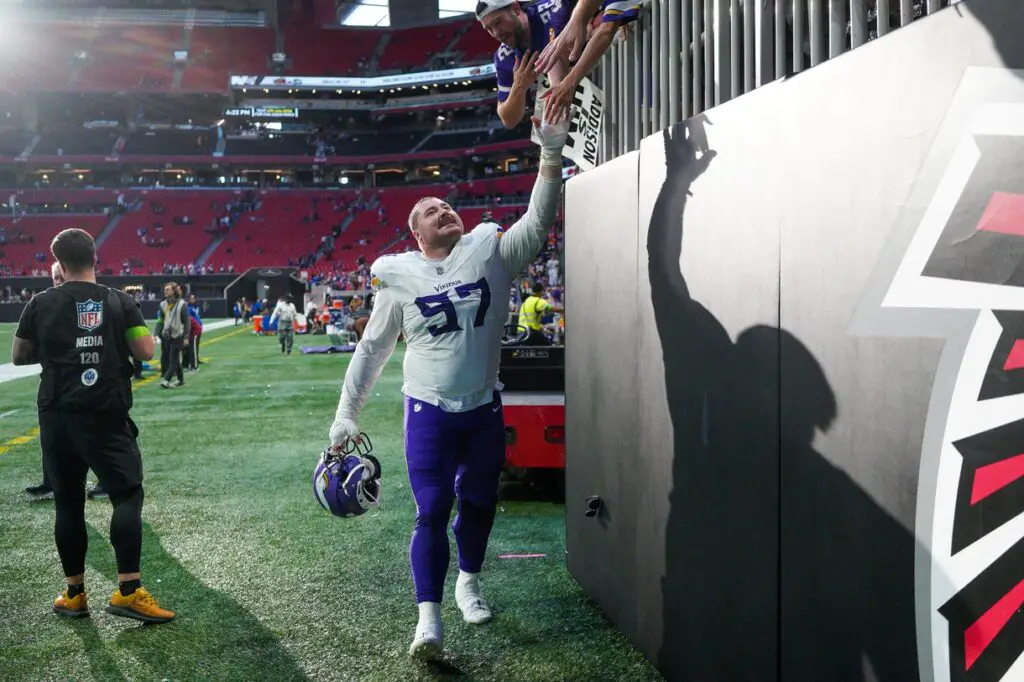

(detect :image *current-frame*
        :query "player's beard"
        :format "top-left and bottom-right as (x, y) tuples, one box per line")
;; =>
(514, 22), (528, 52)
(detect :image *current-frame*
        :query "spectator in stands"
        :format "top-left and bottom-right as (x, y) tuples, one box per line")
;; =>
(546, 254), (560, 286)
(537, 0), (644, 124)
(476, 0), (572, 129)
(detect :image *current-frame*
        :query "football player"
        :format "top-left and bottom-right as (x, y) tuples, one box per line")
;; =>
(328, 115), (569, 660)
(477, 0), (574, 129)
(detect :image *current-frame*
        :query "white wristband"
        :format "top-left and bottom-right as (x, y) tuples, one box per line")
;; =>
(540, 146), (563, 168)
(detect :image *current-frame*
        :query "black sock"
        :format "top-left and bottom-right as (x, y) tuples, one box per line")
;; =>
(67, 583), (85, 598)
(119, 579), (141, 596)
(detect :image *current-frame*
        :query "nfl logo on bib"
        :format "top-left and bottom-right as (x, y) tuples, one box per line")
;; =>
(77, 300), (103, 332)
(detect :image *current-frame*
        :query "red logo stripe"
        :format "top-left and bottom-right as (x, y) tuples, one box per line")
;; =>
(970, 452), (1024, 505)
(1002, 339), (1024, 372)
(963, 579), (1024, 670)
(976, 192), (1024, 237)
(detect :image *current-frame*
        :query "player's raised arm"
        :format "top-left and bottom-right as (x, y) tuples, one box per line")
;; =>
(329, 282), (404, 448)
(498, 116), (569, 274)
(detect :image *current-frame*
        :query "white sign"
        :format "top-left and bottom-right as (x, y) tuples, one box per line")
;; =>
(532, 76), (604, 172)
(229, 63), (496, 91)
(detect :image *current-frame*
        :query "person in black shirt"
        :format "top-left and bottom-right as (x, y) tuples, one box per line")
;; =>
(12, 228), (175, 623)
(24, 261), (107, 502)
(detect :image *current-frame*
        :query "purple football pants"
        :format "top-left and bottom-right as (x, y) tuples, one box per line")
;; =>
(404, 391), (505, 604)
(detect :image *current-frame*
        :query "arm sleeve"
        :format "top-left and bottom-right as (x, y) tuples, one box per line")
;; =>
(15, 298), (36, 341)
(498, 171), (562, 275)
(334, 286), (404, 421)
(120, 294), (149, 340)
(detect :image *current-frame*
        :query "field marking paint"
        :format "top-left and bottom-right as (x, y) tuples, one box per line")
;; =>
(0, 409), (20, 419)
(200, 327), (248, 347)
(0, 426), (40, 456)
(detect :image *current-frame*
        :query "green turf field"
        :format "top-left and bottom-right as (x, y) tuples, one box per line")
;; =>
(0, 322), (662, 682)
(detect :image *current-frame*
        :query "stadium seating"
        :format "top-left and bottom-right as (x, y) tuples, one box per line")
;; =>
(281, 26), (383, 76)
(0, 18), (495, 95)
(98, 193), (230, 272)
(449, 24), (495, 63)
(0, 215), (108, 273)
(377, 21), (466, 73)
(205, 192), (361, 270)
(0, 171), (543, 276)
(75, 25), (182, 92)
(182, 27), (274, 91)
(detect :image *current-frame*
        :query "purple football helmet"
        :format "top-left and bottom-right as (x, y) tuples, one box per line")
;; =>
(312, 433), (382, 518)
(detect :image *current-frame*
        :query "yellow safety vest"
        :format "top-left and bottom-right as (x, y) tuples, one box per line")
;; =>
(518, 296), (548, 331)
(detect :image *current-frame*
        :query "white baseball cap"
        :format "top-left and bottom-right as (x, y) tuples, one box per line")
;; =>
(475, 0), (519, 20)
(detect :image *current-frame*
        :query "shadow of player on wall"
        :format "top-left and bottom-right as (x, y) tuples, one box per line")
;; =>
(649, 119), (921, 682)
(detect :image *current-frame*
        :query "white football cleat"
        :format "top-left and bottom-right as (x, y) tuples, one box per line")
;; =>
(409, 619), (444, 660)
(455, 572), (493, 625)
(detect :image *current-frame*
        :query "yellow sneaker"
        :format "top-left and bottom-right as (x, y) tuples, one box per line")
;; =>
(52, 588), (89, 618)
(104, 586), (175, 624)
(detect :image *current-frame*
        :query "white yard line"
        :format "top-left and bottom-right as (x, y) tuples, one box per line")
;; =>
(0, 318), (238, 385)
(0, 409), (22, 419)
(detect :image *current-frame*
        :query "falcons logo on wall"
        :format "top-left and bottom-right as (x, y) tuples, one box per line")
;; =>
(851, 73), (1024, 682)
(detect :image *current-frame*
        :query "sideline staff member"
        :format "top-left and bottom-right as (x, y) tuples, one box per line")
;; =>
(518, 282), (563, 345)
(12, 228), (175, 623)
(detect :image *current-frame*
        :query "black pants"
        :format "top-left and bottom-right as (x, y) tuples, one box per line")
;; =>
(523, 328), (551, 346)
(39, 410), (145, 577)
(160, 338), (170, 375)
(163, 338), (184, 384)
(184, 333), (200, 370)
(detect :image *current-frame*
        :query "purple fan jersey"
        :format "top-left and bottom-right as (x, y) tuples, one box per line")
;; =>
(599, 0), (644, 24)
(494, 0), (572, 103)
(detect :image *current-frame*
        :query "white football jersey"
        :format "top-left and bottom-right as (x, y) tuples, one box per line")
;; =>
(364, 220), (545, 412)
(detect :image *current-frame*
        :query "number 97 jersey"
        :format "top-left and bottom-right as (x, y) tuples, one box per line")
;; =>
(368, 222), (526, 413)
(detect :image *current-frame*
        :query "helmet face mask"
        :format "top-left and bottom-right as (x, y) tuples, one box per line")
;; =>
(313, 433), (383, 518)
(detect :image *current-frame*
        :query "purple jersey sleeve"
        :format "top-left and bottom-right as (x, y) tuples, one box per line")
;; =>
(494, 44), (516, 103)
(600, 0), (643, 24)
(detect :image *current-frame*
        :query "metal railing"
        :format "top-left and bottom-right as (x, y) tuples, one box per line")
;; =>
(595, 0), (957, 164)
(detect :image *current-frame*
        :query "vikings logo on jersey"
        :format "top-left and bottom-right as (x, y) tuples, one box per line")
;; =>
(77, 299), (103, 332)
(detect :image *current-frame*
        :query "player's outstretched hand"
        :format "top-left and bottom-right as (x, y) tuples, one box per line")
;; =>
(532, 115), (570, 152)
(329, 417), (361, 451)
